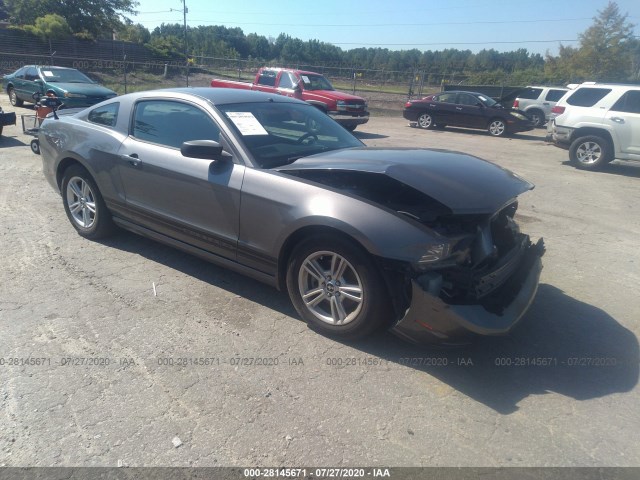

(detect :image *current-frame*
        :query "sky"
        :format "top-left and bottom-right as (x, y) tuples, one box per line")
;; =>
(129, 0), (640, 57)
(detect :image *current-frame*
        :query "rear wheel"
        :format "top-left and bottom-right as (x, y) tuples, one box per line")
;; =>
(417, 112), (435, 129)
(345, 124), (357, 132)
(8, 87), (23, 107)
(30, 139), (40, 154)
(528, 109), (545, 128)
(569, 135), (613, 170)
(286, 235), (391, 339)
(61, 165), (115, 239)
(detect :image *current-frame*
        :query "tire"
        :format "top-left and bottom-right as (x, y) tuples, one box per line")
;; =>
(286, 234), (392, 339)
(345, 124), (357, 132)
(569, 135), (613, 170)
(0, 126), (3, 137)
(417, 112), (435, 129)
(30, 139), (40, 155)
(8, 87), (23, 107)
(528, 110), (545, 128)
(61, 164), (115, 239)
(488, 118), (507, 137)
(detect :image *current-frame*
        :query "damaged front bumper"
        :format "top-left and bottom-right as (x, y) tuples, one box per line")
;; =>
(392, 238), (545, 344)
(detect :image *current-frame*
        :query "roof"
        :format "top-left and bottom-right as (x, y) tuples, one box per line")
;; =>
(125, 87), (308, 106)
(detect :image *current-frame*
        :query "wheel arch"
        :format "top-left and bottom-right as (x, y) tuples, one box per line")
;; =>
(570, 128), (614, 151)
(306, 101), (328, 112)
(276, 225), (373, 291)
(56, 155), (95, 191)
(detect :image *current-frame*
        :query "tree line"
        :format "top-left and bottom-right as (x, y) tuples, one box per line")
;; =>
(1, 0), (638, 84)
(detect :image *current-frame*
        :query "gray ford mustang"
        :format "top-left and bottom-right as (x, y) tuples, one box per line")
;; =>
(39, 88), (544, 343)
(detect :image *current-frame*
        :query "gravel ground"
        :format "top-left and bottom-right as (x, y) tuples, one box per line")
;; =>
(0, 96), (639, 468)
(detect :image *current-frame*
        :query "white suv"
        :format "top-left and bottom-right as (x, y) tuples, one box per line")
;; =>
(548, 83), (640, 170)
(513, 86), (569, 128)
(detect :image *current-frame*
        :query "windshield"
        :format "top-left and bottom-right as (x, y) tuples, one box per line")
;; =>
(299, 74), (334, 91)
(476, 94), (498, 107)
(40, 68), (93, 83)
(217, 102), (363, 168)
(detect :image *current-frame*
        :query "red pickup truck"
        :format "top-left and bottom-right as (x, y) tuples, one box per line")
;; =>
(211, 67), (369, 131)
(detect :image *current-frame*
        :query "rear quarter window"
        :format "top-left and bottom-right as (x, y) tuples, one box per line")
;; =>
(566, 88), (612, 107)
(545, 89), (567, 102)
(88, 103), (119, 127)
(518, 88), (543, 100)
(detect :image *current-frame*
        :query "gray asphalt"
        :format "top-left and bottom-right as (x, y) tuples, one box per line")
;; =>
(1, 97), (639, 467)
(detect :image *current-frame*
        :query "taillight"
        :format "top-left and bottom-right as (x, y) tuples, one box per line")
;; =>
(552, 106), (565, 114)
(404, 102), (412, 108)
(513, 100), (519, 108)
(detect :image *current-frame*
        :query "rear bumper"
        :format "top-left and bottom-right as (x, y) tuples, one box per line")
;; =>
(392, 238), (545, 344)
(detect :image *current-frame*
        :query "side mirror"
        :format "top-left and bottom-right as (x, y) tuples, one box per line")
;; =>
(181, 140), (232, 161)
(34, 79), (43, 85)
(293, 82), (302, 93)
(476, 102), (484, 108)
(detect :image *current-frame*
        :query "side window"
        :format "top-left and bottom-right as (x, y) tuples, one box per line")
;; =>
(566, 88), (612, 107)
(436, 93), (457, 104)
(545, 89), (567, 102)
(133, 100), (221, 149)
(257, 70), (277, 87)
(25, 67), (38, 81)
(88, 103), (119, 127)
(14, 67), (26, 79)
(611, 90), (640, 114)
(519, 88), (543, 100)
(457, 94), (479, 106)
(278, 72), (295, 89)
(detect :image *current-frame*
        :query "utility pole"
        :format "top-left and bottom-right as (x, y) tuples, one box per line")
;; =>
(183, 0), (189, 86)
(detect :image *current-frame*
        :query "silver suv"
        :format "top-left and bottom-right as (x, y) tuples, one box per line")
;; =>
(512, 86), (569, 127)
(548, 82), (640, 170)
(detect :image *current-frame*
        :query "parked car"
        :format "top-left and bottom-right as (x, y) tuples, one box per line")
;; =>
(403, 91), (533, 137)
(547, 82), (640, 170)
(212, 67), (369, 131)
(0, 105), (16, 137)
(39, 88), (544, 344)
(512, 86), (569, 127)
(3, 65), (117, 109)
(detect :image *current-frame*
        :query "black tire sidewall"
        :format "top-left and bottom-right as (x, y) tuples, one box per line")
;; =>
(61, 165), (114, 239)
(286, 235), (391, 339)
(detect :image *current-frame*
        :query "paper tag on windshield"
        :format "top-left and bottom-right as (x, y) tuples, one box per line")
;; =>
(300, 76), (310, 83)
(225, 112), (268, 136)
(42, 71), (54, 77)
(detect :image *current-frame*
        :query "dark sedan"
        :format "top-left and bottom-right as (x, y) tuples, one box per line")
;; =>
(39, 88), (544, 344)
(3, 65), (117, 109)
(403, 91), (533, 137)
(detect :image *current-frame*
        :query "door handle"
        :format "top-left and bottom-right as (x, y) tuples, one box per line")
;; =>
(456, 107), (462, 110)
(121, 153), (141, 167)
(610, 117), (625, 124)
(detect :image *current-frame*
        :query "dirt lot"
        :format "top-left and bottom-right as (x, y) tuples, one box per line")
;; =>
(0, 96), (639, 468)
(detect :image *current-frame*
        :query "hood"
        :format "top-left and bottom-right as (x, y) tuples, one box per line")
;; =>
(277, 148), (533, 215)
(49, 82), (116, 96)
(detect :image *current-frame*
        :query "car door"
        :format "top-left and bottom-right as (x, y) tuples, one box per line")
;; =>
(116, 99), (245, 260)
(16, 66), (40, 102)
(431, 93), (458, 125)
(456, 93), (486, 128)
(607, 90), (640, 159)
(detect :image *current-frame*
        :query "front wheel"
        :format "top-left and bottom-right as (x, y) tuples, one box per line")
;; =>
(569, 135), (613, 170)
(30, 139), (40, 154)
(417, 112), (435, 129)
(286, 235), (391, 339)
(61, 165), (115, 239)
(8, 87), (23, 107)
(528, 110), (545, 128)
(488, 118), (507, 137)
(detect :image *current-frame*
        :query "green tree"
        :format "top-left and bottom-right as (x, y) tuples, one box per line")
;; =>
(576, 1), (635, 81)
(6, 0), (138, 38)
(118, 22), (150, 44)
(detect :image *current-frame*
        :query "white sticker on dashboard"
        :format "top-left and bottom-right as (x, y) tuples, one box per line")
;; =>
(42, 71), (54, 77)
(225, 112), (268, 136)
